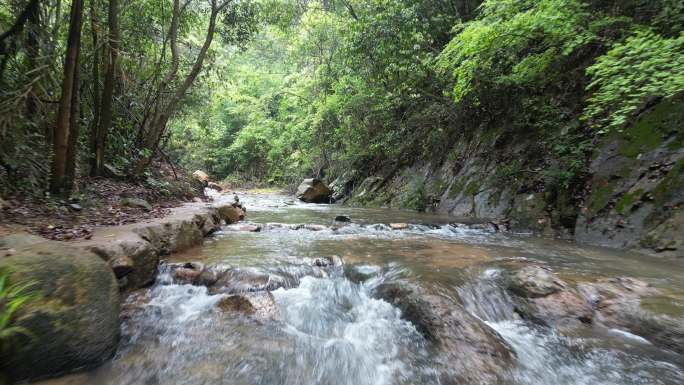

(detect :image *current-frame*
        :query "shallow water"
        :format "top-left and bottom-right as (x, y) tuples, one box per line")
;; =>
(35, 192), (684, 385)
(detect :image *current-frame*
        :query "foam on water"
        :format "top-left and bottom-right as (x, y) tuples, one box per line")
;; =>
(271, 276), (433, 385)
(488, 320), (684, 385)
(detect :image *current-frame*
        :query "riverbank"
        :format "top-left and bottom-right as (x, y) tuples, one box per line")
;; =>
(0, 194), (246, 383)
(21, 192), (684, 385)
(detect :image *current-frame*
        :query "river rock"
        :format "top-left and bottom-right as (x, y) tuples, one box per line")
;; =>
(110, 255), (134, 279)
(374, 281), (513, 385)
(296, 178), (332, 203)
(217, 292), (280, 322)
(390, 223), (408, 230)
(507, 265), (565, 298)
(207, 182), (223, 192)
(218, 205), (245, 224)
(120, 197), (153, 212)
(302, 224), (328, 231)
(225, 224), (261, 232)
(506, 265), (592, 328)
(313, 255), (343, 268)
(334, 215), (351, 222)
(192, 170), (210, 185)
(577, 277), (684, 354)
(170, 262), (205, 284)
(0, 234), (120, 382)
(209, 268), (297, 294)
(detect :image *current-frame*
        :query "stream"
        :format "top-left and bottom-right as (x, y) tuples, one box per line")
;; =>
(35, 192), (684, 385)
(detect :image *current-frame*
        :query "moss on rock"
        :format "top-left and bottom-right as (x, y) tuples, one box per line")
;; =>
(0, 234), (120, 382)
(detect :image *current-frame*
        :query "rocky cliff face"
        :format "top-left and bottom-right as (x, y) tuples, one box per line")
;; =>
(338, 96), (683, 258)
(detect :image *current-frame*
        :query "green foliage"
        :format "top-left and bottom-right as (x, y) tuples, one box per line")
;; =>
(583, 30), (684, 133)
(436, 0), (595, 103)
(0, 268), (36, 352)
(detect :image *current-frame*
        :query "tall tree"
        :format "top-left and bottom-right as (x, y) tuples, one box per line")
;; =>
(50, 0), (84, 195)
(91, 0), (118, 176)
(133, 0), (233, 175)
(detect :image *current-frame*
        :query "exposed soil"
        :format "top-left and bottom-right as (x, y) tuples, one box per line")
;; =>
(0, 169), (204, 241)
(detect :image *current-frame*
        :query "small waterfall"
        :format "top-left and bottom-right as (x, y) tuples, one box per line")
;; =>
(457, 268), (517, 322)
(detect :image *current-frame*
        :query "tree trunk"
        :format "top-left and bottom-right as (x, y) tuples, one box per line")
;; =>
(65, 48), (82, 190)
(50, 0), (84, 195)
(92, 0), (119, 176)
(89, 0), (101, 174)
(133, 0), (227, 176)
(24, 0), (41, 118)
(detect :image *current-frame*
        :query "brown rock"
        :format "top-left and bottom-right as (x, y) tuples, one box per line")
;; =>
(374, 282), (513, 385)
(110, 255), (134, 279)
(217, 292), (280, 321)
(296, 179), (332, 203)
(171, 262), (205, 284)
(390, 223), (409, 230)
(507, 265), (565, 298)
(207, 182), (223, 192)
(192, 170), (210, 184)
(218, 206), (245, 224)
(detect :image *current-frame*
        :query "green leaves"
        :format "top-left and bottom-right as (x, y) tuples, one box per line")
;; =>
(583, 30), (684, 133)
(436, 0), (595, 103)
(0, 267), (37, 351)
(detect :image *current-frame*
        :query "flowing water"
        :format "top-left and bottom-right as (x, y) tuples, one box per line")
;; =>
(36, 192), (684, 385)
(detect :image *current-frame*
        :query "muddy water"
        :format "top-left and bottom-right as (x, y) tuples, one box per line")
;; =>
(36, 192), (684, 385)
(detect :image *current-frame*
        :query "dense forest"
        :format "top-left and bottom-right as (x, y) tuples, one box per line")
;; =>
(1, 0), (683, 244)
(1, 2), (684, 385)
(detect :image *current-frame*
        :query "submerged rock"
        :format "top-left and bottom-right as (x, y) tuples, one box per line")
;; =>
(578, 277), (684, 354)
(505, 265), (592, 329)
(373, 281), (513, 385)
(209, 268), (298, 294)
(217, 292), (280, 322)
(508, 265), (566, 298)
(312, 255), (343, 268)
(302, 224), (328, 231)
(296, 178), (332, 203)
(0, 234), (120, 382)
(334, 215), (352, 223)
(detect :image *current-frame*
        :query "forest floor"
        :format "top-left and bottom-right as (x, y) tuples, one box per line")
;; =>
(0, 165), (204, 241)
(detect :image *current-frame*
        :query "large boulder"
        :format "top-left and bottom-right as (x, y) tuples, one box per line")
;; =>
(296, 178), (332, 203)
(374, 282), (513, 385)
(0, 234), (120, 382)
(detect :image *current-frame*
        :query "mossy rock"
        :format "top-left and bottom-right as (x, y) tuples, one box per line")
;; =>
(0, 234), (120, 382)
(617, 95), (684, 159)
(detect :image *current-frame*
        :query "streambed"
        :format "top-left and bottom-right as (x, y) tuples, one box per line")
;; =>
(35, 193), (684, 385)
